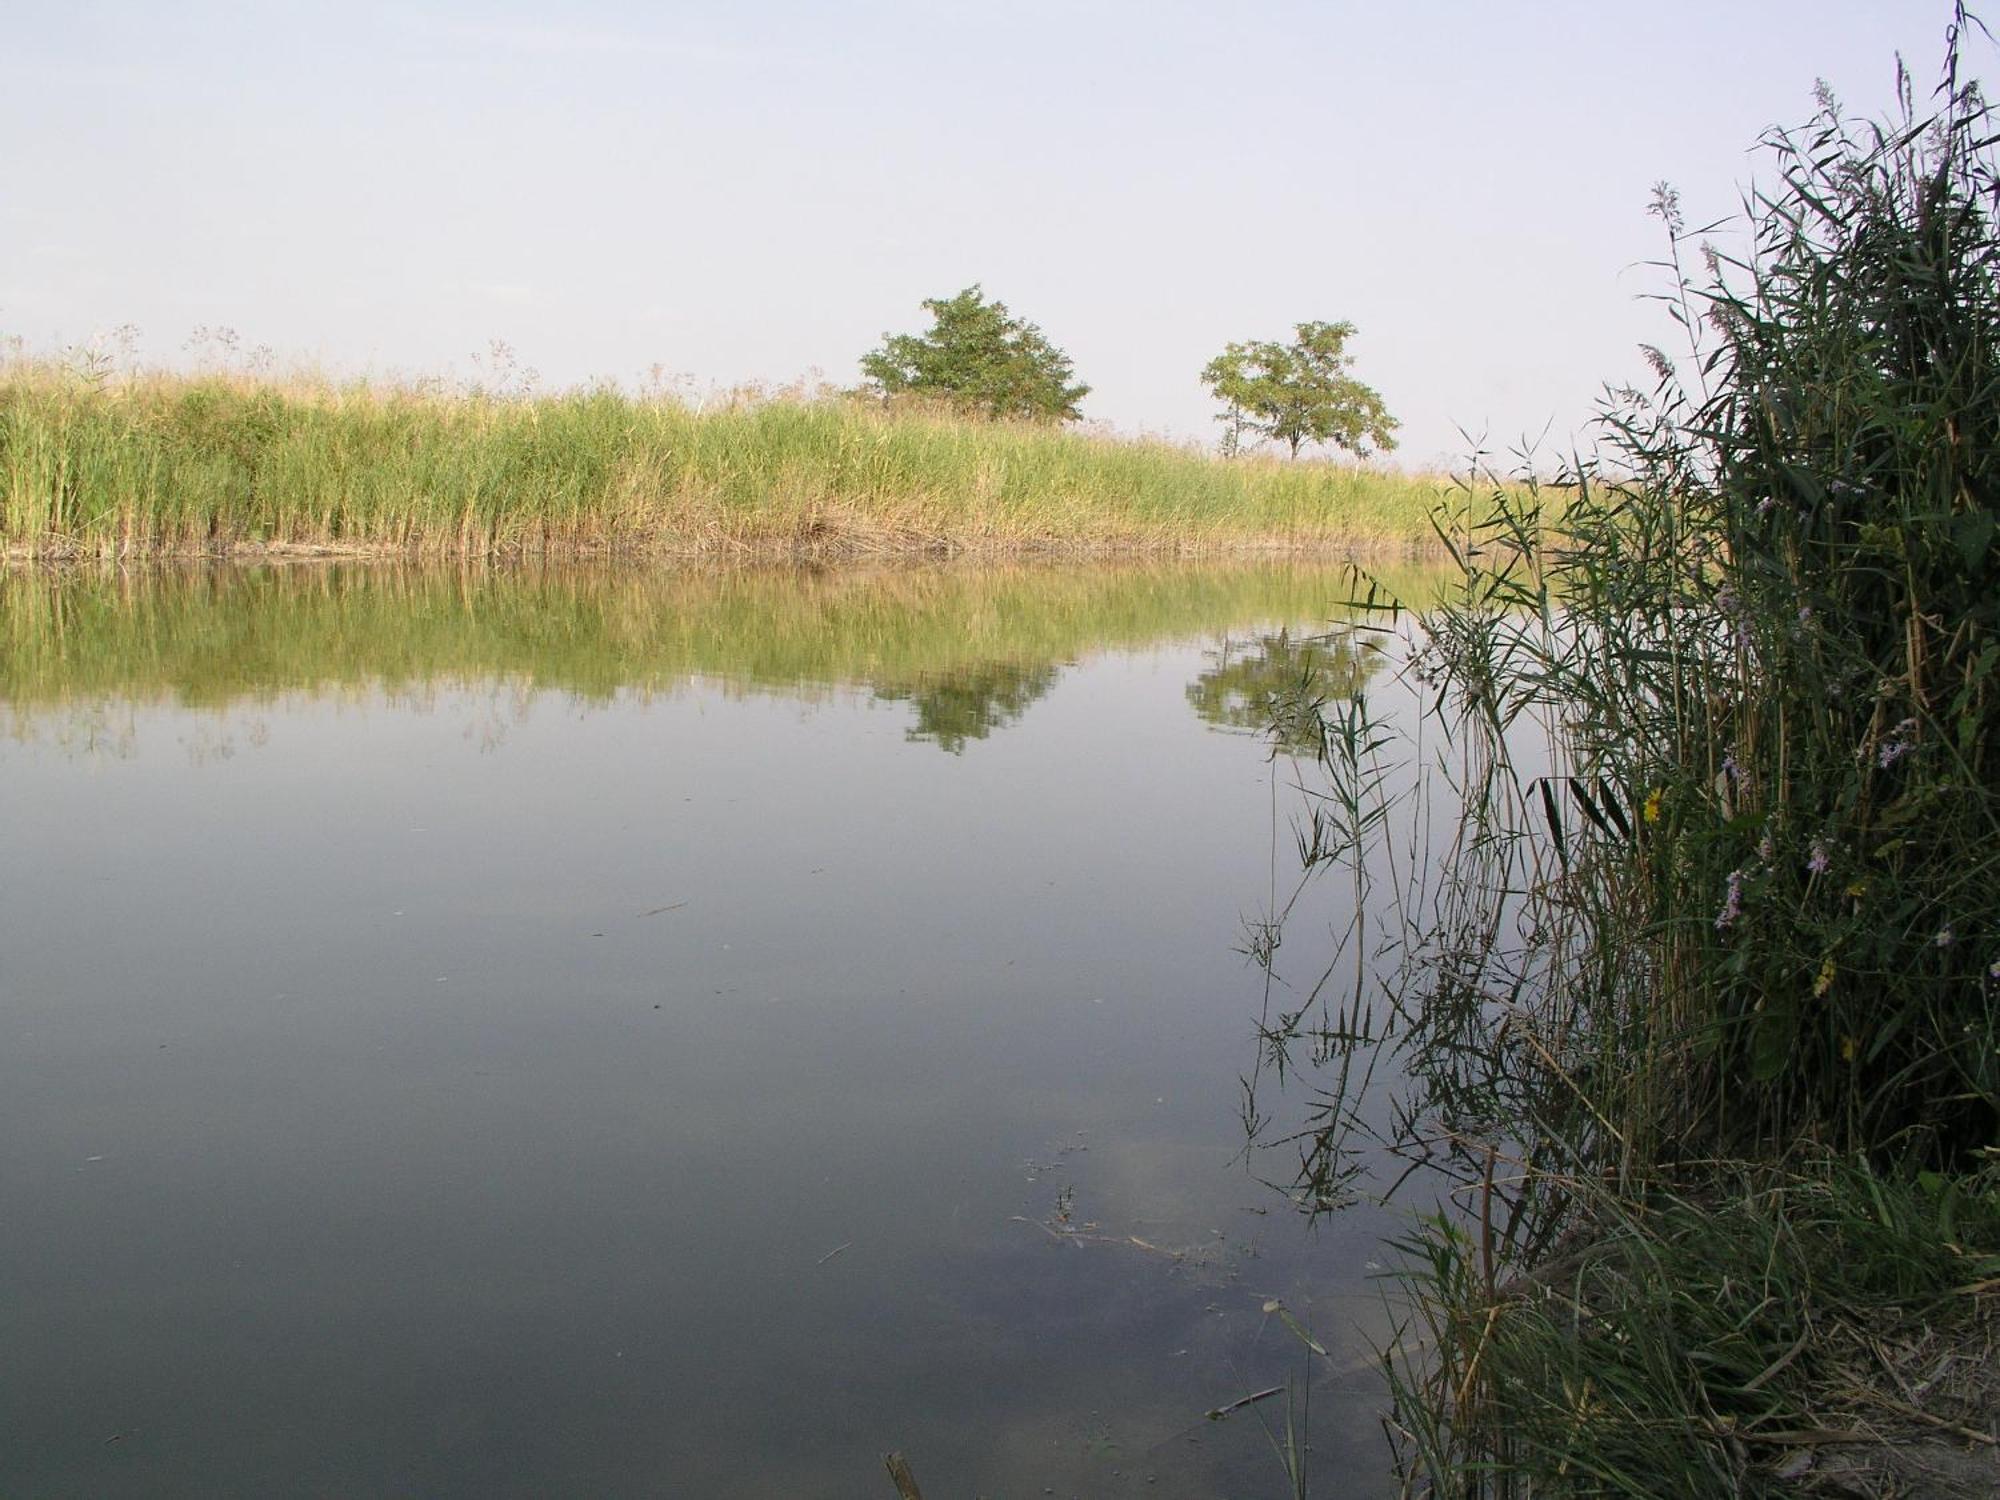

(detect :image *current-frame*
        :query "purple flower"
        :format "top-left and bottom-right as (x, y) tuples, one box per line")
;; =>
(1715, 869), (1745, 933)
(1877, 718), (1919, 770)
(1807, 837), (1832, 876)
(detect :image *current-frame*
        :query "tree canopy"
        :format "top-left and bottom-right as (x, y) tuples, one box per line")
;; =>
(860, 285), (1089, 423)
(1200, 321), (1397, 459)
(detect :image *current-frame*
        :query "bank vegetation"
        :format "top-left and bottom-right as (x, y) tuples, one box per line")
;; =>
(0, 365), (1450, 561)
(1248, 22), (2000, 1497)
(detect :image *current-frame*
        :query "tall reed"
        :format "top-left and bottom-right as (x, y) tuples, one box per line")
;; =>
(0, 368), (1453, 559)
(1245, 17), (2000, 1493)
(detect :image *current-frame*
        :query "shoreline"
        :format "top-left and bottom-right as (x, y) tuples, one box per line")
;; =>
(2, 530), (1450, 567)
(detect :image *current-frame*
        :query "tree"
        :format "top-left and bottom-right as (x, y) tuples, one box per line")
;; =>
(1200, 321), (1397, 459)
(860, 285), (1089, 423)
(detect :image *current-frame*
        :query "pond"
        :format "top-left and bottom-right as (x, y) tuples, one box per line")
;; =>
(0, 559), (1440, 1498)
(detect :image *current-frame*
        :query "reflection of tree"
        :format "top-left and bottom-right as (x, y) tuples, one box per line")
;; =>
(875, 661), (1061, 753)
(1186, 628), (1383, 750)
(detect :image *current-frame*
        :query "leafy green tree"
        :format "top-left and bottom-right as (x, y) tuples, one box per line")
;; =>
(1200, 321), (1397, 458)
(860, 286), (1089, 423)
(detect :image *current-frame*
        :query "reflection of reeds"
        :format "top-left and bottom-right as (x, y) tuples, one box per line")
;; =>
(1246, 26), (2000, 1495)
(0, 369), (1458, 558)
(0, 556), (1445, 716)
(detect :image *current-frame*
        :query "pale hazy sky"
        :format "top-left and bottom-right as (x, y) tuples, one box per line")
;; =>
(0, 2), (1980, 466)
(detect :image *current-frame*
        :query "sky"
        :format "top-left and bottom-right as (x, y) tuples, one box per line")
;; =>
(0, 1), (1984, 468)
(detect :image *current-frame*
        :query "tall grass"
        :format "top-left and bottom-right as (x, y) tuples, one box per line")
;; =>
(1245, 18), (2000, 1494)
(0, 364), (1453, 559)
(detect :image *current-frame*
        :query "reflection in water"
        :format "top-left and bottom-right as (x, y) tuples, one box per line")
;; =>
(1, 559), (1437, 754)
(1231, 597), (1553, 1232)
(873, 661), (1063, 752)
(0, 557), (1450, 1498)
(1186, 627), (1387, 749)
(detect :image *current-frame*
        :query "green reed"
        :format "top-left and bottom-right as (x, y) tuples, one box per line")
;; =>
(1245, 18), (2000, 1495)
(0, 369), (1452, 558)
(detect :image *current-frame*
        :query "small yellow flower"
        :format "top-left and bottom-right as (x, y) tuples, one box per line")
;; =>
(1812, 956), (1837, 998)
(1844, 880), (1868, 900)
(1642, 787), (1665, 825)
(1840, 1035), (1860, 1063)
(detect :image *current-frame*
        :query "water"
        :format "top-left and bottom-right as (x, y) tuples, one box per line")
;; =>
(0, 560), (1430, 1498)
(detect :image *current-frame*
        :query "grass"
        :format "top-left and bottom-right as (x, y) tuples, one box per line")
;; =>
(1241, 19), (2000, 1495)
(1379, 1156), (2000, 1497)
(0, 361), (1457, 559)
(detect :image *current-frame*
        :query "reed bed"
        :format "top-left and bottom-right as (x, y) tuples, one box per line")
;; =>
(1244, 22), (2000, 1497)
(0, 366), (1453, 560)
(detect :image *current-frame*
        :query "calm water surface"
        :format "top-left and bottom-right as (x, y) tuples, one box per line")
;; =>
(0, 561), (1430, 1498)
